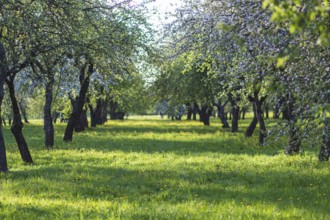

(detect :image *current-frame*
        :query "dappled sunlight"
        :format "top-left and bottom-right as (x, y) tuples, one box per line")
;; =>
(1, 118), (329, 219)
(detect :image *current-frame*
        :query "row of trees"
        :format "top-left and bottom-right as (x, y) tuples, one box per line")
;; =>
(153, 0), (329, 161)
(0, 0), (153, 172)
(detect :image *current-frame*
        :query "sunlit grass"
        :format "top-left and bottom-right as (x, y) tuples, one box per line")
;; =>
(0, 116), (329, 219)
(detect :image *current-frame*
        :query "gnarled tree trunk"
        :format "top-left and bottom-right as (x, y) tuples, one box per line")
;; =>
(64, 63), (92, 141)
(245, 103), (257, 137)
(19, 101), (29, 123)
(200, 104), (213, 126)
(254, 93), (267, 145)
(214, 100), (230, 128)
(6, 75), (33, 163)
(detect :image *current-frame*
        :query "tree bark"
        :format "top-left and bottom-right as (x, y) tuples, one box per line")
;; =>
(89, 102), (97, 127)
(44, 75), (55, 148)
(0, 43), (8, 172)
(75, 109), (88, 132)
(200, 104), (213, 126)
(214, 100), (230, 128)
(192, 102), (200, 121)
(231, 105), (239, 132)
(241, 107), (246, 120)
(254, 95), (267, 146)
(285, 94), (301, 155)
(264, 103), (269, 119)
(6, 76), (33, 163)
(19, 101), (29, 123)
(229, 95), (240, 132)
(186, 103), (192, 120)
(64, 63), (92, 141)
(245, 103), (257, 137)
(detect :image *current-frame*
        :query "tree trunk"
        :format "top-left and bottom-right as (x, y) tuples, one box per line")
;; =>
(0, 43), (8, 172)
(285, 94), (300, 155)
(186, 103), (192, 120)
(241, 107), (246, 120)
(6, 76), (33, 163)
(229, 94), (240, 133)
(319, 117), (330, 161)
(75, 109), (88, 132)
(94, 98), (108, 124)
(192, 102), (200, 121)
(89, 103), (97, 127)
(200, 104), (212, 126)
(64, 63), (92, 141)
(245, 103), (257, 137)
(109, 98), (125, 120)
(53, 112), (60, 124)
(19, 102), (29, 123)
(254, 94), (267, 146)
(264, 103), (269, 119)
(214, 101), (230, 128)
(44, 76), (54, 148)
(231, 105), (239, 132)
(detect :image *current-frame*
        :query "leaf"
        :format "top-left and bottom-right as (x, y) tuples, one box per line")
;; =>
(276, 56), (289, 68)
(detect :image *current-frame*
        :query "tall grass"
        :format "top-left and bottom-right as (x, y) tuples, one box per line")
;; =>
(0, 116), (329, 219)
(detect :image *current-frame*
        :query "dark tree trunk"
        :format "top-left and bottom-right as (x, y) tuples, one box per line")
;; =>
(101, 99), (108, 124)
(319, 117), (330, 161)
(200, 104), (213, 126)
(94, 98), (108, 124)
(229, 94), (240, 133)
(75, 109), (88, 132)
(264, 103), (269, 119)
(19, 102), (29, 123)
(6, 76), (33, 163)
(44, 76), (55, 148)
(192, 102), (200, 121)
(254, 93), (267, 145)
(231, 105), (239, 132)
(64, 63), (92, 141)
(285, 94), (301, 155)
(0, 43), (8, 172)
(53, 112), (60, 124)
(245, 103), (257, 137)
(186, 103), (192, 120)
(214, 101), (230, 128)
(89, 103), (97, 127)
(241, 107), (246, 120)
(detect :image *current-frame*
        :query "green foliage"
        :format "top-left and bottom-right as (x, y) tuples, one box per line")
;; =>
(0, 118), (329, 219)
(264, 0), (330, 45)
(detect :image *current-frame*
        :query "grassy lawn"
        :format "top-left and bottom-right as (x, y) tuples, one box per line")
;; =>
(0, 116), (329, 219)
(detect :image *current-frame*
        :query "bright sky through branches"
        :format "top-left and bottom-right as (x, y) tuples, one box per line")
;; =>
(146, 0), (181, 29)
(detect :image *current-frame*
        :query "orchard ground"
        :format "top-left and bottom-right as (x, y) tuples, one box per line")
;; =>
(0, 116), (329, 219)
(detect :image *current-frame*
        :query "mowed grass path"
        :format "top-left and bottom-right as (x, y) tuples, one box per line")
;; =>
(0, 116), (329, 219)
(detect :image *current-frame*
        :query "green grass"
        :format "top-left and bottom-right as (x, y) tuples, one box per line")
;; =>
(0, 116), (329, 219)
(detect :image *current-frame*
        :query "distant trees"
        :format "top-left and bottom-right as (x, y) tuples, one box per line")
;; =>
(153, 0), (329, 160)
(0, 0), (153, 171)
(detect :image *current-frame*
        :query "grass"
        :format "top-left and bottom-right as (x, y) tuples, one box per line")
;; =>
(0, 116), (329, 219)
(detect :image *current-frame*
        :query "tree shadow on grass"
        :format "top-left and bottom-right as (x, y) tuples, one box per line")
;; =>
(7, 163), (330, 218)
